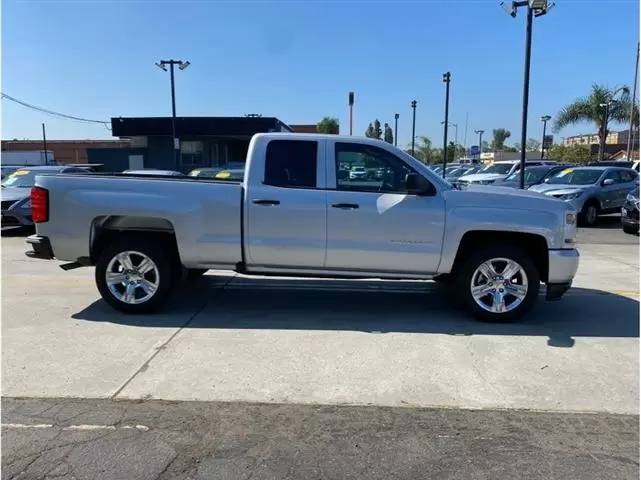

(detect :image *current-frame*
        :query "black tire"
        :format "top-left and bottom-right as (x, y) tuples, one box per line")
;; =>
(579, 201), (599, 227)
(622, 224), (639, 235)
(95, 235), (176, 314)
(186, 268), (208, 280)
(456, 245), (540, 323)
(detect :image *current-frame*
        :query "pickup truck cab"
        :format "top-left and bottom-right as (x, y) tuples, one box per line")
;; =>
(26, 133), (580, 322)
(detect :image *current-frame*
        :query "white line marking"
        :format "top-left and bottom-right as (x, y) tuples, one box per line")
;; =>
(2, 423), (150, 431)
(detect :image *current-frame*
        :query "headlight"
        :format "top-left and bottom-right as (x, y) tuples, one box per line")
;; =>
(558, 191), (583, 200)
(564, 210), (577, 245)
(626, 193), (638, 203)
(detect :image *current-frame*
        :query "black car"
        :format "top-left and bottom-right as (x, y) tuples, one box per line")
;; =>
(621, 186), (639, 235)
(493, 165), (570, 189)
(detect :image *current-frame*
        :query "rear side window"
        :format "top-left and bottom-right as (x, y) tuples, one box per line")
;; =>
(264, 140), (318, 188)
(621, 170), (637, 183)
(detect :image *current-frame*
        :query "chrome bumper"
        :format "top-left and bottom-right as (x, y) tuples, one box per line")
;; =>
(548, 248), (580, 284)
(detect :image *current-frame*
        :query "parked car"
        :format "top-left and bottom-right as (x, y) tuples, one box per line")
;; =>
(493, 165), (571, 189)
(25, 133), (579, 323)
(349, 166), (367, 180)
(621, 186), (639, 234)
(588, 161), (634, 169)
(1, 166), (19, 180)
(123, 169), (184, 176)
(188, 167), (244, 181)
(458, 160), (558, 186)
(528, 166), (639, 227)
(1, 165), (90, 228)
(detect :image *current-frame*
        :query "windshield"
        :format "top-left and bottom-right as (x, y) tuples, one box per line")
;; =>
(546, 168), (603, 185)
(480, 163), (514, 175)
(1, 170), (37, 187)
(446, 167), (468, 177)
(505, 168), (549, 183)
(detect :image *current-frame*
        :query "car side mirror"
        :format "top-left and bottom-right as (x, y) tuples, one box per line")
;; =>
(406, 173), (435, 196)
(602, 178), (615, 186)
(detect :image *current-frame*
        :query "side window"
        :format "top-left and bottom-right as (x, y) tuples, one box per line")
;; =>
(604, 170), (622, 183)
(335, 142), (415, 193)
(264, 140), (318, 188)
(621, 170), (637, 183)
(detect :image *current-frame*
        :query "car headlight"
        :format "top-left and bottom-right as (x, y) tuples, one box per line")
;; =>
(558, 191), (583, 200)
(564, 210), (578, 245)
(626, 193), (638, 203)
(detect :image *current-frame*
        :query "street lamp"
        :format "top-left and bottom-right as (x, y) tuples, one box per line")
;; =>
(441, 121), (459, 160)
(394, 113), (399, 147)
(474, 129), (484, 162)
(598, 86), (628, 162)
(156, 59), (191, 170)
(500, 0), (554, 189)
(540, 115), (551, 159)
(442, 72), (451, 178)
(411, 100), (417, 157)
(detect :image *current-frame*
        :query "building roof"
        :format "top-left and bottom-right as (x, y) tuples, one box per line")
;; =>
(111, 116), (293, 137)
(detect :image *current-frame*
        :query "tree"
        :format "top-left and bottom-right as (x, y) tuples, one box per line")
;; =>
(491, 128), (511, 151)
(406, 136), (434, 163)
(554, 84), (640, 159)
(384, 123), (394, 144)
(548, 144), (591, 164)
(365, 119), (383, 139)
(525, 138), (542, 152)
(481, 140), (490, 153)
(504, 145), (519, 153)
(317, 117), (339, 134)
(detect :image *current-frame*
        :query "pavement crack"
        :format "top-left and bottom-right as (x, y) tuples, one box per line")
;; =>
(111, 276), (235, 399)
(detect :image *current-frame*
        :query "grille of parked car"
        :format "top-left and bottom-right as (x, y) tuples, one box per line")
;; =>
(1, 200), (17, 210)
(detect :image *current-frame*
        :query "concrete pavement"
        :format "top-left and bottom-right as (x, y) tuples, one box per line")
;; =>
(2, 235), (638, 414)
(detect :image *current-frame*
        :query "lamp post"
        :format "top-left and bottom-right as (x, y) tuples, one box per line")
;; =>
(348, 92), (354, 136)
(394, 113), (399, 147)
(501, 0), (554, 189)
(474, 129), (484, 162)
(156, 59), (191, 170)
(540, 115), (551, 159)
(442, 72), (451, 178)
(598, 86), (628, 162)
(441, 121), (459, 160)
(411, 100), (417, 157)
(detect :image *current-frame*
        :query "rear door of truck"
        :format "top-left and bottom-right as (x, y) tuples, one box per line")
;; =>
(243, 137), (328, 269)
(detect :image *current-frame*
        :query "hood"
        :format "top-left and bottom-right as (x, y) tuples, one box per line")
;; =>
(458, 173), (508, 182)
(0, 187), (30, 203)
(445, 184), (569, 212)
(528, 183), (592, 194)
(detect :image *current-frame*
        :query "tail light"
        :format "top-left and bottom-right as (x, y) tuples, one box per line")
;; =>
(31, 187), (49, 223)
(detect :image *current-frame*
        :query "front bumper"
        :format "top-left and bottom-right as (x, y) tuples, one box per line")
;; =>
(546, 248), (579, 300)
(621, 202), (639, 226)
(25, 235), (55, 260)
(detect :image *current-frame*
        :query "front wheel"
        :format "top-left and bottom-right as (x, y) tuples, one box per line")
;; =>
(456, 245), (540, 322)
(579, 202), (599, 227)
(95, 236), (175, 314)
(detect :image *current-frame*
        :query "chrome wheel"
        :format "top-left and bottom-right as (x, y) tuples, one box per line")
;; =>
(105, 250), (160, 304)
(470, 257), (529, 314)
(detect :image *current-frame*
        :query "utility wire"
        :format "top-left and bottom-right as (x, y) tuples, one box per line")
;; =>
(1, 93), (111, 129)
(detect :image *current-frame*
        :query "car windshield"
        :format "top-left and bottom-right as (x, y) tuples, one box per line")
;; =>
(505, 168), (549, 183)
(480, 163), (514, 175)
(546, 168), (603, 185)
(1, 170), (38, 187)
(446, 167), (468, 177)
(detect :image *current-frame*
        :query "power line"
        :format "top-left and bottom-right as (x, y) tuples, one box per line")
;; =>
(1, 93), (111, 129)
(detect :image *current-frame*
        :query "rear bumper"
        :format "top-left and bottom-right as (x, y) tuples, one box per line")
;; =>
(546, 248), (579, 300)
(25, 235), (55, 260)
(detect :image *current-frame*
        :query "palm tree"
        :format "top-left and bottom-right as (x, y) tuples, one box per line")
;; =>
(406, 136), (434, 163)
(553, 84), (639, 160)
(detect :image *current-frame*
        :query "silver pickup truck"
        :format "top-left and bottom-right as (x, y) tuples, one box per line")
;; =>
(25, 133), (580, 322)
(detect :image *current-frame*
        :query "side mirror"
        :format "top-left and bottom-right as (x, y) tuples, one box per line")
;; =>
(602, 178), (615, 186)
(406, 173), (435, 196)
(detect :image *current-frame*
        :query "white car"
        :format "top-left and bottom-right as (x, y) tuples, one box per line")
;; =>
(458, 160), (557, 186)
(349, 166), (367, 180)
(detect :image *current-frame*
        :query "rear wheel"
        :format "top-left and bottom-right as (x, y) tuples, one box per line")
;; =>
(95, 236), (176, 314)
(623, 224), (639, 235)
(456, 245), (540, 322)
(579, 201), (599, 227)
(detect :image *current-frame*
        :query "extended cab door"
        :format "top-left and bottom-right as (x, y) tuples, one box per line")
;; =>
(324, 140), (446, 275)
(244, 138), (327, 269)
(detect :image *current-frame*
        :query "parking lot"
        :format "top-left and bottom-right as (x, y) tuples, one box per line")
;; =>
(1, 222), (639, 479)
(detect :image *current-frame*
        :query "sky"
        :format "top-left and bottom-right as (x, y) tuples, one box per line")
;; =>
(2, 0), (640, 150)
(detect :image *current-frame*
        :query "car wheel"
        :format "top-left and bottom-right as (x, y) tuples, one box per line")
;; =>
(95, 236), (175, 314)
(579, 202), (599, 227)
(622, 224), (639, 235)
(456, 245), (540, 322)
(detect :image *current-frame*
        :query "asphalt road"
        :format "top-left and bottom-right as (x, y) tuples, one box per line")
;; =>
(2, 397), (638, 480)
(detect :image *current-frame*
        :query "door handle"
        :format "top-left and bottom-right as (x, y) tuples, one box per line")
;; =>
(252, 199), (280, 206)
(331, 203), (359, 210)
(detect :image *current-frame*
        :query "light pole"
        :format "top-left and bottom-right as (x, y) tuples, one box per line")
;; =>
(441, 121), (459, 160)
(348, 92), (354, 136)
(598, 86), (628, 162)
(501, 0), (554, 189)
(442, 72), (451, 177)
(540, 115), (551, 159)
(411, 100), (417, 157)
(156, 59), (190, 170)
(474, 129), (484, 162)
(394, 113), (399, 147)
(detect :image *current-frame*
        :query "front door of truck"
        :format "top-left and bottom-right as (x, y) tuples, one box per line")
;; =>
(244, 138), (327, 269)
(324, 141), (445, 275)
